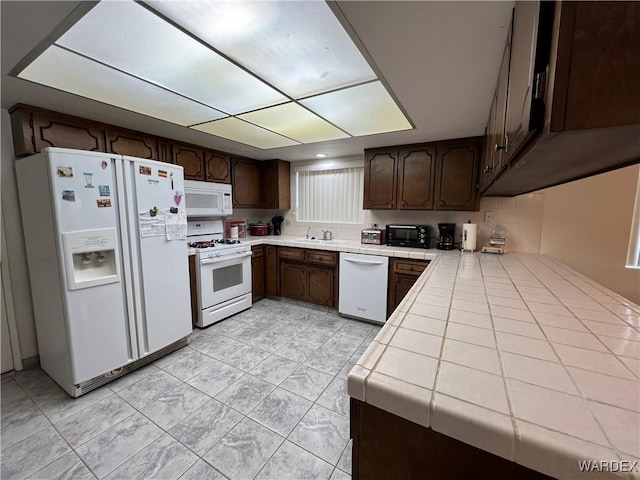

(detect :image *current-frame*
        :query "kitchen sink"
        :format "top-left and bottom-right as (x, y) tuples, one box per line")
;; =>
(293, 238), (350, 245)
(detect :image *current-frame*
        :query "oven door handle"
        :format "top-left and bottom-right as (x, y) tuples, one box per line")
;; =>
(199, 250), (252, 265)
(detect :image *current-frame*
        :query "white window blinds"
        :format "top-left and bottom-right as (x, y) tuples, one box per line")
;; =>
(296, 165), (364, 224)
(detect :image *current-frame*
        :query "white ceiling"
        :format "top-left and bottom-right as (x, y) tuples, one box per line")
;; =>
(0, 1), (513, 161)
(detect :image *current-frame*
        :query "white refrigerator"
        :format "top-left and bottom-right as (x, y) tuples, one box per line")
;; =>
(16, 147), (192, 397)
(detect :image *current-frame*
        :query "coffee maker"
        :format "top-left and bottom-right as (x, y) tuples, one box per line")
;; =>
(271, 215), (284, 236)
(437, 223), (456, 250)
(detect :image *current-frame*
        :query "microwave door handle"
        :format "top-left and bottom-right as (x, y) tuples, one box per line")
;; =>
(199, 251), (252, 265)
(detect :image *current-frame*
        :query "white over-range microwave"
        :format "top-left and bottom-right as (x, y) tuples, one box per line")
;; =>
(184, 180), (233, 217)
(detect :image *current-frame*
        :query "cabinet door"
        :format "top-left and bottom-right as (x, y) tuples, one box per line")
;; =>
(550, 1), (640, 131)
(363, 148), (397, 209)
(265, 245), (278, 296)
(434, 140), (481, 211)
(205, 151), (231, 184)
(504, 1), (540, 163)
(307, 266), (335, 308)
(231, 157), (261, 208)
(494, 29), (512, 171)
(280, 262), (306, 301)
(251, 246), (265, 302)
(106, 128), (158, 159)
(397, 145), (436, 210)
(388, 274), (417, 317)
(32, 110), (105, 153)
(261, 160), (291, 209)
(173, 144), (205, 180)
(480, 96), (498, 192)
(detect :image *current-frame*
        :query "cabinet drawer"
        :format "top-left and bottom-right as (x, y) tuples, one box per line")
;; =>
(391, 259), (430, 276)
(278, 247), (304, 261)
(305, 249), (337, 266)
(251, 245), (264, 258)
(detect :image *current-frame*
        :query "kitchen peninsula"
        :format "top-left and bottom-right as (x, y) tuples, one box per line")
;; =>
(215, 237), (639, 480)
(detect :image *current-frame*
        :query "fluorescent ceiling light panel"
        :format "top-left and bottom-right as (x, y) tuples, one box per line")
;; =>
(146, 0), (377, 98)
(239, 103), (349, 144)
(18, 46), (226, 126)
(56, 1), (286, 114)
(301, 81), (412, 136)
(192, 118), (300, 149)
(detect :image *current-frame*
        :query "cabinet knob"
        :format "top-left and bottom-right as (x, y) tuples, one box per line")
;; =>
(388, 200), (395, 208)
(484, 165), (493, 174)
(494, 144), (506, 152)
(400, 200), (407, 207)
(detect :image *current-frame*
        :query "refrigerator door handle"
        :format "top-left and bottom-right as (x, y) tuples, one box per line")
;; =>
(123, 159), (148, 357)
(115, 157), (139, 360)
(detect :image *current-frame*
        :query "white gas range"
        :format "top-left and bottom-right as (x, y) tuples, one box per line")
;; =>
(187, 220), (252, 328)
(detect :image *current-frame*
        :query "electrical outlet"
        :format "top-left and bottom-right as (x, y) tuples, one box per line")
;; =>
(285, 220), (291, 226)
(484, 210), (494, 223)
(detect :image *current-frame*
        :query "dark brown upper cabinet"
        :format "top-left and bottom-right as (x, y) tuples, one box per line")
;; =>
(231, 157), (262, 208)
(9, 105), (107, 156)
(261, 159), (291, 209)
(363, 148), (398, 209)
(364, 138), (480, 212)
(481, 1), (640, 196)
(434, 139), (481, 211)
(205, 151), (231, 184)
(173, 143), (205, 181)
(105, 128), (158, 159)
(397, 144), (437, 210)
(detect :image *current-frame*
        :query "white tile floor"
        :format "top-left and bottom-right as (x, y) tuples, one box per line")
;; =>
(1, 298), (380, 480)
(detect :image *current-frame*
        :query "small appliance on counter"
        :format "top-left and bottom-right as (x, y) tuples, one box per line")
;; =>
(386, 224), (430, 248)
(249, 222), (269, 236)
(461, 221), (478, 252)
(271, 215), (284, 235)
(482, 225), (507, 254)
(437, 223), (456, 250)
(361, 224), (385, 245)
(224, 219), (246, 238)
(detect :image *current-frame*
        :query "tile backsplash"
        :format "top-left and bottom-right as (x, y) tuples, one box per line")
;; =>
(235, 193), (545, 254)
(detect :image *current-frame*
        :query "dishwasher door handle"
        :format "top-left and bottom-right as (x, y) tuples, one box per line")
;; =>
(344, 258), (385, 266)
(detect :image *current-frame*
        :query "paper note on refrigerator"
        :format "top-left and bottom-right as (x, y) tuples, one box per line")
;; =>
(165, 210), (187, 241)
(139, 210), (166, 237)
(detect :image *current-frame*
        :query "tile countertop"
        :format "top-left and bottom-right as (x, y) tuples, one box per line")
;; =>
(188, 235), (440, 261)
(347, 250), (640, 480)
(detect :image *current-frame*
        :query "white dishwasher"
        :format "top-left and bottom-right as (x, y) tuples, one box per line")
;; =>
(339, 252), (389, 324)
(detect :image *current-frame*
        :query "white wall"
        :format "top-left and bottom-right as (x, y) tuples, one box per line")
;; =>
(540, 164), (640, 304)
(1, 109), (38, 359)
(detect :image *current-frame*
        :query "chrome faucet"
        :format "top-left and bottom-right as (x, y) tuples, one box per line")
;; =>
(306, 226), (312, 239)
(322, 229), (333, 241)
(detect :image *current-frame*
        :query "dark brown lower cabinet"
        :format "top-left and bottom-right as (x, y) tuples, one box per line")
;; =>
(351, 399), (551, 480)
(251, 245), (265, 302)
(387, 258), (430, 316)
(265, 246), (278, 296)
(280, 262), (307, 301)
(307, 266), (335, 307)
(278, 247), (337, 308)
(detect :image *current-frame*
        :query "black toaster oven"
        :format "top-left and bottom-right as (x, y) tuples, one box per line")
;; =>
(385, 224), (430, 248)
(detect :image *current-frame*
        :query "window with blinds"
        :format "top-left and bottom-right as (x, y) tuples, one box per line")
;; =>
(295, 164), (364, 224)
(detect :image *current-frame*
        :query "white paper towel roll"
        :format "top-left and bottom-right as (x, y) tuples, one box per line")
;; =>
(462, 223), (478, 251)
